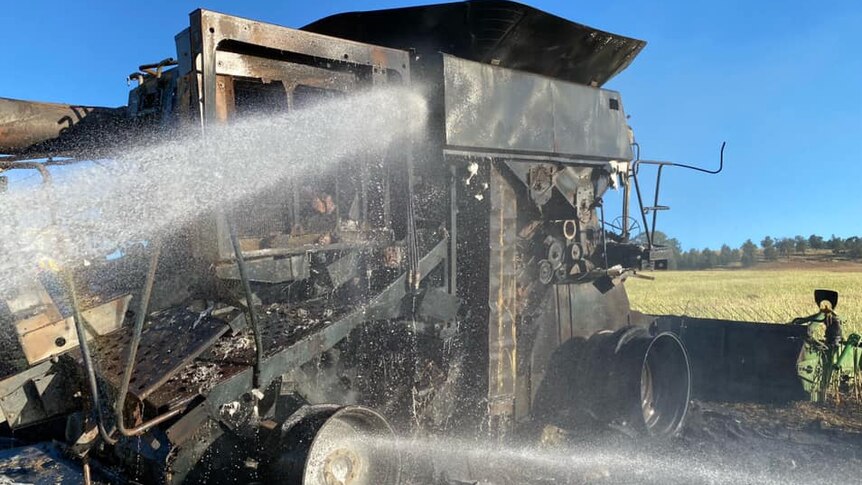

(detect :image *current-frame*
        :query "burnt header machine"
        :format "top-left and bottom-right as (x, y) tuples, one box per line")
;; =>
(0, 2), (691, 483)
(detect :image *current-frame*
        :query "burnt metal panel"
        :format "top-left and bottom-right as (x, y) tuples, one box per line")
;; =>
(529, 281), (632, 409)
(303, 0), (645, 87)
(445, 56), (554, 153)
(0, 361), (78, 429)
(653, 316), (808, 402)
(547, 282), (633, 355)
(202, 238), (449, 415)
(555, 285), (572, 343)
(551, 81), (632, 161)
(175, 28), (193, 76)
(325, 250), (360, 289)
(188, 9), (410, 263)
(190, 8), (410, 126)
(73, 309), (229, 403)
(15, 295), (131, 365)
(214, 52), (358, 90)
(417, 287), (460, 322)
(216, 254), (309, 284)
(0, 97), (128, 156)
(567, 281), (631, 339)
(487, 164), (519, 426)
(443, 55), (633, 161)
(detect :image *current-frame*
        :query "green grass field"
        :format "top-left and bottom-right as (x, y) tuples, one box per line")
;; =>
(626, 269), (862, 333)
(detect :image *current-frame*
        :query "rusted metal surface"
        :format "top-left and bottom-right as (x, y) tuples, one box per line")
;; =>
(0, 97), (125, 154)
(76, 309), (229, 403)
(201, 238), (448, 415)
(189, 8), (410, 129)
(188, 9), (410, 265)
(0, 360), (78, 429)
(487, 164), (519, 429)
(15, 294), (131, 365)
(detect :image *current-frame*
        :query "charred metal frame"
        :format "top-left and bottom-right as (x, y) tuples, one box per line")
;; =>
(203, 238), (449, 413)
(0, 157), (120, 443)
(179, 9), (426, 417)
(187, 9), (412, 263)
(185, 11), (411, 394)
(190, 8), (410, 127)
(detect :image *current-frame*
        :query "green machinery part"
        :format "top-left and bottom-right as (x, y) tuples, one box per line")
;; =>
(797, 331), (862, 402)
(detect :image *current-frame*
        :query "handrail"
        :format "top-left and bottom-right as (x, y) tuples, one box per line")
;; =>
(227, 219), (265, 389)
(629, 141), (726, 249)
(113, 238), (184, 437)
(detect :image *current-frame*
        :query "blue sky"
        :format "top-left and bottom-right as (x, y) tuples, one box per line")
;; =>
(1, 1), (860, 249)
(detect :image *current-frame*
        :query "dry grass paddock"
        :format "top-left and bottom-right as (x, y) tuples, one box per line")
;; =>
(626, 269), (862, 334)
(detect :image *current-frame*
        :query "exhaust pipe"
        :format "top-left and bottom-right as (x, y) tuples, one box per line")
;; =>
(536, 326), (691, 438)
(264, 404), (401, 485)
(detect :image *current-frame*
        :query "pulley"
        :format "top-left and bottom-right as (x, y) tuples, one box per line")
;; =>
(547, 239), (565, 269)
(538, 260), (554, 285)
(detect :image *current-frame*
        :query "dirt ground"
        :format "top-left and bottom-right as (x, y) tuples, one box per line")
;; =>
(717, 400), (862, 434)
(396, 398), (862, 485)
(673, 399), (862, 484)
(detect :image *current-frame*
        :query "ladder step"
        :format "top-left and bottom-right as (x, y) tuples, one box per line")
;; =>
(643, 205), (670, 212)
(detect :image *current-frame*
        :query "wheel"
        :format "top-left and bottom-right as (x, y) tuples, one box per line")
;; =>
(264, 405), (400, 485)
(609, 216), (642, 240)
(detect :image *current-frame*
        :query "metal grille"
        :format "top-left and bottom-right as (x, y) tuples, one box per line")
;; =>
(75, 309), (229, 404)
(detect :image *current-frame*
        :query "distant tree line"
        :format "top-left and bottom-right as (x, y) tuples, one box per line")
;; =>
(644, 232), (862, 270)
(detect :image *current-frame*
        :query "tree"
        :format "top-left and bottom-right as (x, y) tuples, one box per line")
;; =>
(776, 238), (794, 258)
(741, 239), (758, 267)
(847, 237), (862, 259)
(719, 244), (733, 266)
(680, 249), (701, 270)
(808, 234), (824, 250)
(701, 248), (718, 269)
(794, 235), (808, 255)
(828, 234), (844, 254)
(761, 236), (778, 261)
(664, 237), (682, 270)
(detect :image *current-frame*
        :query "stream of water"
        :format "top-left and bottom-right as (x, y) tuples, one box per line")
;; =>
(0, 87), (427, 296)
